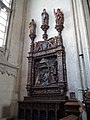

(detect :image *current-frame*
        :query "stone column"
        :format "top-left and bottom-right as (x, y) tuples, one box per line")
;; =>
(27, 53), (33, 85)
(57, 51), (64, 84)
(71, 0), (90, 99)
(27, 52), (33, 95)
(79, 0), (90, 89)
(76, 0), (90, 89)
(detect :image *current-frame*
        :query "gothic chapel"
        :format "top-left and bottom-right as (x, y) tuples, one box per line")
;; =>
(0, 0), (90, 120)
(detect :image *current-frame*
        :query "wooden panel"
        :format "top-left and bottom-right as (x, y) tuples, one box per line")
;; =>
(59, 114), (78, 120)
(64, 99), (82, 120)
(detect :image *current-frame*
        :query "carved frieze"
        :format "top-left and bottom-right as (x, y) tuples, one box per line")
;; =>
(34, 36), (62, 52)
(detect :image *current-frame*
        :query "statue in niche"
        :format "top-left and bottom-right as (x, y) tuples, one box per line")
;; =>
(29, 19), (36, 35)
(41, 9), (49, 25)
(54, 8), (64, 26)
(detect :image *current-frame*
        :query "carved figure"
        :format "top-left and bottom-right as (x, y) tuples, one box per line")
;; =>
(35, 71), (49, 86)
(29, 19), (36, 34)
(41, 9), (49, 25)
(34, 57), (58, 87)
(54, 9), (64, 25)
(42, 72), (49, 86)
(50, 71), (55, 84)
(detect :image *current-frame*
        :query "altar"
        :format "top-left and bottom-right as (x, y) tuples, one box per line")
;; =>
(18, 8), (68, 120)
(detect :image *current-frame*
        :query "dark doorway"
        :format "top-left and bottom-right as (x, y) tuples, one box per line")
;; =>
(32, 110), (38, 120)
(25, 109), (31, 120)
(18, 109), (24, 119)
(57, 103), (65, 119)
(40, 110), (46, 120)
(48, 111), (55, 120)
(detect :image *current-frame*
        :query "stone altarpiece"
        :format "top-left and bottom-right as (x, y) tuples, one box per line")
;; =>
(18, 9), (68, 120)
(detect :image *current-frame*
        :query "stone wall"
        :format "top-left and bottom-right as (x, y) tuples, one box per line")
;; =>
(0, 0), (27, 118)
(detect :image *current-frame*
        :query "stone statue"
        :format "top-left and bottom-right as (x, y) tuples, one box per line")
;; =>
(35, 72), (49, 86)
(54, 8), (64, 26)
(41, 9), (49, 25)
(29, 19), (36, 35)
(42, 72), (49, 86)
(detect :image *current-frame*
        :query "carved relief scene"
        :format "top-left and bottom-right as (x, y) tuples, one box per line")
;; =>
(34, 56), (58, 87)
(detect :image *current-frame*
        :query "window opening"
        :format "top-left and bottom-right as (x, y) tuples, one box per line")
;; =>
(0, 0), (12, 47)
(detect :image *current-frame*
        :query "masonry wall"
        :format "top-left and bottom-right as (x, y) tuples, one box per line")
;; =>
(0, 0), (26, 118)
